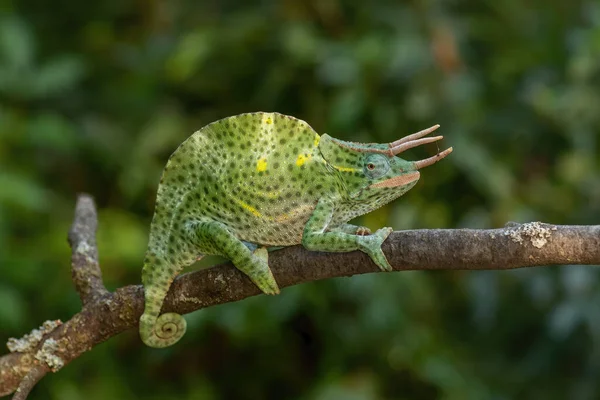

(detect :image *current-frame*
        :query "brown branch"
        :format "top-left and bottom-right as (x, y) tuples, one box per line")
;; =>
(67, 194), (108, 305)
(1, 194), (599, 398)
(11, 366), (48, 400)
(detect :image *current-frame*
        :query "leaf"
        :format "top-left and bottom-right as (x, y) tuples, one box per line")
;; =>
(32, 56), (85, 97)
(165, 31), (212, 82)
(26, 112), (78, 153)
(0, 16), (34, 69)
(0, 171), (50, 211)
(548, 301), (582, 339)
(0, 285), (26, 331)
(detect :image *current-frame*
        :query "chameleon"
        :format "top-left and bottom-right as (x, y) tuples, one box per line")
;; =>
(140, 112), (452, 348)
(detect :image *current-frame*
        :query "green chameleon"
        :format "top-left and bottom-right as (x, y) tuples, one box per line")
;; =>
(140, 112), (452, 348)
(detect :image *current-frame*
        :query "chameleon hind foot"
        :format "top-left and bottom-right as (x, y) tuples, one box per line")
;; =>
(193, 220), (280, 295)
(139, 312), (187, 348)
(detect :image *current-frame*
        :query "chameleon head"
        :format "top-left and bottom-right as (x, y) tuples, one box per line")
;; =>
(318, 124), (452, 209)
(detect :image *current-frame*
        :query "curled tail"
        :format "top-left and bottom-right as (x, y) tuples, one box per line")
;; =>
(140, 255), (187, 348)
(140, 311), (186, 348)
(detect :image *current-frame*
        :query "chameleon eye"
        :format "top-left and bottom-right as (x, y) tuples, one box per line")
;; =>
(364, 154), (390, 179)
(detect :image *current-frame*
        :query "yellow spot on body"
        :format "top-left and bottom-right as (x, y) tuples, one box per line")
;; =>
(265, 117), (273, 124)
(235, 199), (262, 217)
(296, 153), (311, 167)
(260, 190), (280, 199)
(313, 135), (320, 147)
(333, 165), (358, 173)
(256, 158), (267, 172)
(251, 188), (280, 199)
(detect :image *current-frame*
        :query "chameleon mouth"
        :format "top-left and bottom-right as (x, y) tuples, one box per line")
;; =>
(370, 171), (420, 189)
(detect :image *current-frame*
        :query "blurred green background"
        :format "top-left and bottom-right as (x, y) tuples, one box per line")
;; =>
(1, 0), (600, 399)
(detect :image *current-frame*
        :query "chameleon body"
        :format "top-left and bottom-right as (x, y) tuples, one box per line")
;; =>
(140, 112), (452, 348)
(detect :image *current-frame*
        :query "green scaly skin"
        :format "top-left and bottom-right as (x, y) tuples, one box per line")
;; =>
(140, 112), (451, 348)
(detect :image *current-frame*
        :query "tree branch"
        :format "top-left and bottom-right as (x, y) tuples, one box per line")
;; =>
(1, 194), (599, 397)
(11, 366), (48, 400)
(67, 194), (108, 305)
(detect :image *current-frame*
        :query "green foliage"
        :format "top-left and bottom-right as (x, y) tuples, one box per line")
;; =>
(0, 1), (599, 398)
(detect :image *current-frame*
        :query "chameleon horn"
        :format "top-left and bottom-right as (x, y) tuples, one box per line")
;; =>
(390, 135), (444, 156)
(390, 124), (441, 147)
(414, 147), (453, 169)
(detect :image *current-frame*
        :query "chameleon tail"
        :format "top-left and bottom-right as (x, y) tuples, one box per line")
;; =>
(139, 254), (187, 348)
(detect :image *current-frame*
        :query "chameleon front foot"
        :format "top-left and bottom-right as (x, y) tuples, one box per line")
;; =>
(139, 312), (187, 348)
(248, 247), (280, 295)
(358, 227), (393, 272)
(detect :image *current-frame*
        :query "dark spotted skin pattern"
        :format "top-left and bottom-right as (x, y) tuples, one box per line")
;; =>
(140, 112), (426, 347)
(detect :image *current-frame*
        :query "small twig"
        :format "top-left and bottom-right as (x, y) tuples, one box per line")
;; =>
(67, 194), (108, 305)
(11, 365), (48, 400)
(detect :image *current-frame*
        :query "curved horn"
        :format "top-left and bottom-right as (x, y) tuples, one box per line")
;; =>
(336, 124), (447, 157)
(414, 147), (453, 169)
(390, 135), (444, 155)
(391, 124), (440, 147)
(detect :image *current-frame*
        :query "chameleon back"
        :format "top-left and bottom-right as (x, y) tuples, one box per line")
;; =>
(148, 112), (332, 259)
